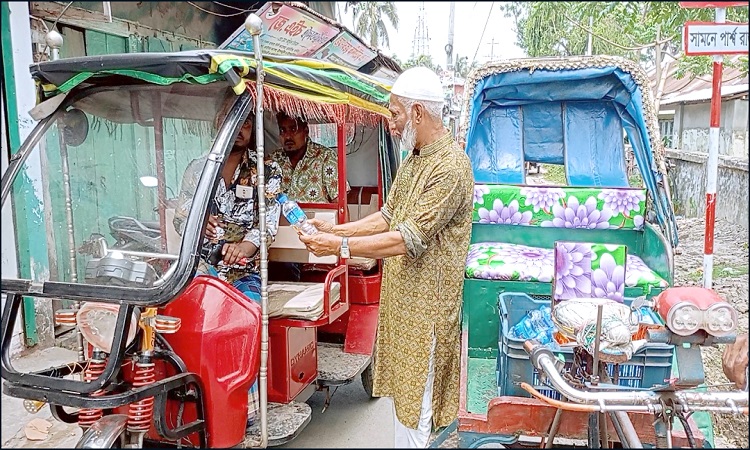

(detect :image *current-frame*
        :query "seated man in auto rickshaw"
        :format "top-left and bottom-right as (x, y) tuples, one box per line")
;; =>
(269, 111), (349, 281)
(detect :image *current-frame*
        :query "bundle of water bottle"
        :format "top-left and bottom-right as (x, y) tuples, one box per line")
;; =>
(509, 306), (561, 350)
(510, 302), (660, 354)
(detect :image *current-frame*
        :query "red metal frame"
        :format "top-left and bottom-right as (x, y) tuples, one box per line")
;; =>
(682, 21), (750, 56)
(680, 1), (747, 8)
(270, 264), (349, 328)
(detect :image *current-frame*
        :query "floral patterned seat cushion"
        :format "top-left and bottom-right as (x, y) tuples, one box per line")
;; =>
(465, 242), (668, 291)
(473, 184), (647, 230)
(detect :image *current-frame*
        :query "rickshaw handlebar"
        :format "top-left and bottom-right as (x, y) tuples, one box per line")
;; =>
(523, 340), (749, 415)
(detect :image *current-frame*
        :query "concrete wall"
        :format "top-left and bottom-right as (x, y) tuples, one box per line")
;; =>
(674, 99), (749, 158)
(73, 1), (244, 45)
(666, 149), (749, 230)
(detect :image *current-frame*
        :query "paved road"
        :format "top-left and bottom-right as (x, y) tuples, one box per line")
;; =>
(279, 380), (394, 448)
(2, 348), (395, 448)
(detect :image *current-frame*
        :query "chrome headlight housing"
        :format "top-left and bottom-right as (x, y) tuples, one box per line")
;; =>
(76, 302), (138, 353)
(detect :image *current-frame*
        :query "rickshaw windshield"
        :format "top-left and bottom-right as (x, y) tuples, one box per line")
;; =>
(5, 83), (233, 288)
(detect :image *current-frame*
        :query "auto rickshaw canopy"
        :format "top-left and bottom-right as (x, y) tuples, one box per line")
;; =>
(459, 55), (678, 247)
(30, 50), (393, 126)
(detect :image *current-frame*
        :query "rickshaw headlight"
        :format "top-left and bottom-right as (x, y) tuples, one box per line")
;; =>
(666, 302), (702, 336)
(704, 303), (737, 337)
(77, 302), (138, 353)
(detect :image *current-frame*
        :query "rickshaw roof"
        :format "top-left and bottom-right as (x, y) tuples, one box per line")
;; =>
(30, 49), (394, 124)
(459, 55), (677, 246)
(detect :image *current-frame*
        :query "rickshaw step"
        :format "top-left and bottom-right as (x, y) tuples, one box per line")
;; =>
(243, 401), (312, 447)
(316, 342), (371, 386)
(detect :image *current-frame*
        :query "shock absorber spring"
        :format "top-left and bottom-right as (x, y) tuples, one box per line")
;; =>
(127, 360), (156, 432)
(77, 353), (107, 428)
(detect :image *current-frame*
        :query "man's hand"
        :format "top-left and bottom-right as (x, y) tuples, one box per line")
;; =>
(206, 215), (224, 240)
(722, 333), (749, 389)
(299, 232), (341, 257)
(306, 218), (334, 234)
(221, 241), (257, 265)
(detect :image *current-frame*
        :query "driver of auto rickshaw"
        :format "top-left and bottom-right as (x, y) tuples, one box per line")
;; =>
(173, 96), (282, 426)
(172, 97), (284, 301)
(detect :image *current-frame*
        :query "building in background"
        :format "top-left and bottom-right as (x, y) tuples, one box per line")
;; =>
(649, 55), (749, 229)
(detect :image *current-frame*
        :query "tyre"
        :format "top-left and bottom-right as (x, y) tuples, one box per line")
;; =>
(361, 361), (374, 398)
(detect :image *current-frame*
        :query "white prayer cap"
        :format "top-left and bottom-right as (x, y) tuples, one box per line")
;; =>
(390, 67), (444, 103)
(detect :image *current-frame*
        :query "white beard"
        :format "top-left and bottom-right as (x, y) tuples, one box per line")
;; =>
(399, 118), (417, 154)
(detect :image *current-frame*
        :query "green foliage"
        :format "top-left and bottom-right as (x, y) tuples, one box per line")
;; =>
(541, 164), (567, 185)
(499, 2), (749, 78)
(687, 265), (749, 283)
(629, 172), (643, 188)
(345, 1), (399, 48)
(402, 54), (440, 72)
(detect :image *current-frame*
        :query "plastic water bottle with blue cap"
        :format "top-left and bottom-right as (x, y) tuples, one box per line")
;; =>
(277, 193), (318, 235)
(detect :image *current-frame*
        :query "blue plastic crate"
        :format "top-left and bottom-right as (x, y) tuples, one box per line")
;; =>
(497, 293), (674, 400)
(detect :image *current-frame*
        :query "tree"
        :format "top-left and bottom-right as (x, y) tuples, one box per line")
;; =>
(454, 55), (469, 78)
(344, 1), (399, 49)
(402, 54), (438, 72)
(500, 1), (748, 78)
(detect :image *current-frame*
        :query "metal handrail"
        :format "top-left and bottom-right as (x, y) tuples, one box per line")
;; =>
(524, 341), (749, 415)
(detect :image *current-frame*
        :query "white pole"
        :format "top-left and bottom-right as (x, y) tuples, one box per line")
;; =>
(702, 7), (725, 289)
(245, 13), (268, 447)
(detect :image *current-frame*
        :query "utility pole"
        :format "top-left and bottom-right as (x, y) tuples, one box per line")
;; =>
(445, 2), (455, 69)
(486, 38), (499, 61)
(586, 16), (593, 55)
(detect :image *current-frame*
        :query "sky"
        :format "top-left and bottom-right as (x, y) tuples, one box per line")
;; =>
(336, 1), (527, 68)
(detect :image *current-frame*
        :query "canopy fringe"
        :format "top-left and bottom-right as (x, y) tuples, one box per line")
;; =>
(245, 81), (386, 127)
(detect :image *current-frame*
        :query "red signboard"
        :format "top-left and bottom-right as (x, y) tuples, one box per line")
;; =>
(680, 2), (748, 8)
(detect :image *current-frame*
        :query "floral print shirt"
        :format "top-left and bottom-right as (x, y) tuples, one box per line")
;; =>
(270, 139), (340, 203)
(173, 150), (283, 282)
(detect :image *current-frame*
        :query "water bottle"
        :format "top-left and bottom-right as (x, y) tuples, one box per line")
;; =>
(277, 193), (318, 235)
(510, 316), (536, 340)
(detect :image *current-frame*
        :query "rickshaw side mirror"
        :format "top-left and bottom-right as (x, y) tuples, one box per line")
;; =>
(61, 108), (89, 147)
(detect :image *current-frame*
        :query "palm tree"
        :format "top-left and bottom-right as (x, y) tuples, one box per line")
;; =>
(345, 1), (399, 49)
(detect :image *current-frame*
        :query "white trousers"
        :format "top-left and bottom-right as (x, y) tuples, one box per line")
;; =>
(393, 333), (436, 449)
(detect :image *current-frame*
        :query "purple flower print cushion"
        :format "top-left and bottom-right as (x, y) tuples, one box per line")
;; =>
(591, 253), (626, 303)
(597, 189), (646, 217)
(473, 185), (491, 205)
(553, 242), (593, 300)
(520, 186), (566, 213)
(541, 196), (612, 229)
(465, 243), (668, 292)
(477, 199), (533, 225)
(500, 245), (554, 282)
(625, 254), (669, 288)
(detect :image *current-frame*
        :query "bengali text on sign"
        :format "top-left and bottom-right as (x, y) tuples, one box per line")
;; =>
(683, 22), (749, 55)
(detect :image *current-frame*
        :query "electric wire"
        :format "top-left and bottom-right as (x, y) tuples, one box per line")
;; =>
(213, 1), (254, 12)
(471, 2), (494, 65)
(187, 1), (252, 17)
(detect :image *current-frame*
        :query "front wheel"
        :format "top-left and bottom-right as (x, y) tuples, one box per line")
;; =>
(75, 414), (127, 448)
(361, 362), (374, 398)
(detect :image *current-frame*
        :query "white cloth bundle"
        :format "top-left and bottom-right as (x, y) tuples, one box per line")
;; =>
(552, 298), (640, 359)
